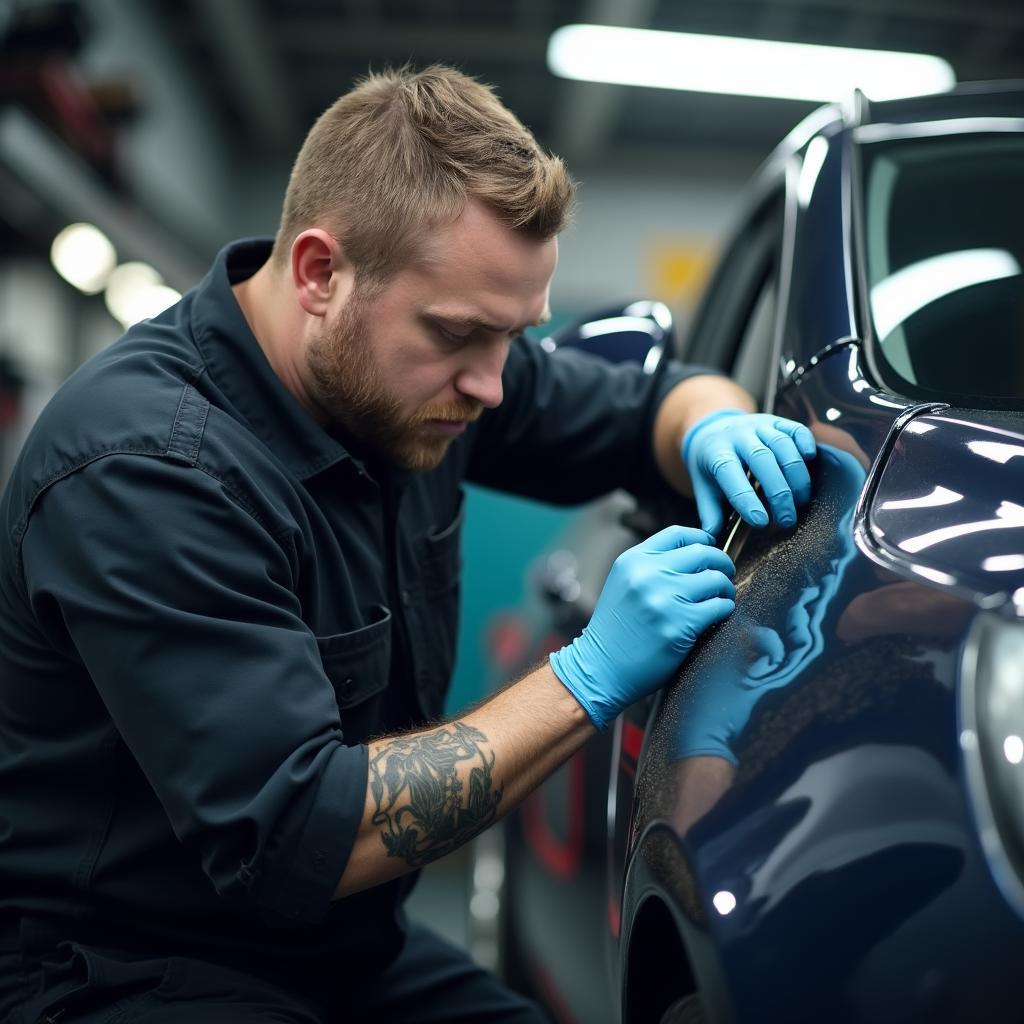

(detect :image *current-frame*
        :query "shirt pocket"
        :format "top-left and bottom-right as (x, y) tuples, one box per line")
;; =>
(14, 941), (173, 1024)
(413, 490), (465, 716)
(316, 604), (392, 743)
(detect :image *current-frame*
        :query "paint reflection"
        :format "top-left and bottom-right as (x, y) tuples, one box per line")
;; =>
(669, 443), (867, 834)
(898, 499), (1024, 554)
(665, 428), (977, 839)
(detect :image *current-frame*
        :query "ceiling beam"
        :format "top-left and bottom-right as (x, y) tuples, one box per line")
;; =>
(549, 0), (658, 168)
(0, 107), (204, 289)
(274, 21), (546, 62)
(188, 0), (299, 150)
(740, 0), (1023, 32)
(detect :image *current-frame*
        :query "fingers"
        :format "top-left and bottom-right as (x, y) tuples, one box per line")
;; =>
(679, 569), (737, 606)
(640, 523), (715, 552)
(687, 596), (736, 633)
(748, 418), (814, 523)
(671, 567), (736, 604)
(703, 443), (770, 527)
(704, 419), (816, 528)
(686, 413), (817, 531)
(758, 425), (812, 507)
(744, 440), (797, 527)
(694, 476), (726, 538)
(779, 419), (817, 460)
(662, 541), (736, 579)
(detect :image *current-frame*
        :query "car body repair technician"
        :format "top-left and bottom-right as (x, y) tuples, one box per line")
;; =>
(0, 66), (815, 1023)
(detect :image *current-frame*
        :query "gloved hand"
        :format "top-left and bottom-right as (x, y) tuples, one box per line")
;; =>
(682, 409), (817, 537)
(549, 525), (736, 730)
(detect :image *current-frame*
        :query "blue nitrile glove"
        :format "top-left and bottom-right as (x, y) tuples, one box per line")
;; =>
(682, 409), (817, 537)
(549, 525), (736, 730)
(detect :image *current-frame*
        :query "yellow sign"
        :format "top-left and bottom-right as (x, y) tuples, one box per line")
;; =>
(646, 240), (716, 309)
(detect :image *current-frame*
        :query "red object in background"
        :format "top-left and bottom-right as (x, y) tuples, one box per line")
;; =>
(621, 719), (643, 765)
(520, 748), (585, 879)
(0, 392), (19, 430)
(0, 357), (24, 430)
(484, 612), (530, 672)
(39, 59), (114, 168)
(539, 630), (569, 656)
(608, 890), (622, 939)
(0, 2), (133, 178)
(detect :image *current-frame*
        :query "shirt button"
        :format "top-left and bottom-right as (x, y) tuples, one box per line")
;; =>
(400, 589), (412, 607)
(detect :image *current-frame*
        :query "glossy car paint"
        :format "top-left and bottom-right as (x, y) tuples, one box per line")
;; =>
(869, 408), (1024, 602)
(495, 84), (1024, 1023)
(622, 349), (1024, 1022)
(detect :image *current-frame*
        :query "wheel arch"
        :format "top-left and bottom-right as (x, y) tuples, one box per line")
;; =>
(620, 822), (735, 1024)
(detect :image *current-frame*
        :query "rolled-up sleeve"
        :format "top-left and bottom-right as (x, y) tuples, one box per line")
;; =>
(468, 335), (720, 503)
(20, 453), (364, 925)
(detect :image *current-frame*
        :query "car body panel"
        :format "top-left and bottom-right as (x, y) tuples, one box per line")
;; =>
(492, 82), (1024, 1023)
(869, 410), (1024, 603)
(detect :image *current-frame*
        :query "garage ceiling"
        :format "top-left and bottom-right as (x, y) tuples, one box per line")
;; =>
(156, 0), (1024, 171)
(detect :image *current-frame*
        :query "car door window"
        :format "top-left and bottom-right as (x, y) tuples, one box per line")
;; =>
(682, 186), (786, 410)
(732, 263), (779, 408)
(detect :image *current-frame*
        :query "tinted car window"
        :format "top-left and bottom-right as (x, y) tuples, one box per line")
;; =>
(862, 135), (1024, 404)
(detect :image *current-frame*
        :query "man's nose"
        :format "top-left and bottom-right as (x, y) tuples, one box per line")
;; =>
(455, 338), (508, 409)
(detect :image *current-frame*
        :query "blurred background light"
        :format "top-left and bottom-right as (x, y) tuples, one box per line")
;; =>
(104, 262), (181, 328)
(50, 223), (117, 295)
(547, 25), (956, 103)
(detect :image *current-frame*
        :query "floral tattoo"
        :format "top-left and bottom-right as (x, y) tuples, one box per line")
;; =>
(369, 721), (504, 867)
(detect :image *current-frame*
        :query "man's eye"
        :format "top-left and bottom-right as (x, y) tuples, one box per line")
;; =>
(435, 323), (471, 346)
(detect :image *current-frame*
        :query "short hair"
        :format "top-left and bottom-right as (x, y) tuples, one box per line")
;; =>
(271, 64), (575, 286)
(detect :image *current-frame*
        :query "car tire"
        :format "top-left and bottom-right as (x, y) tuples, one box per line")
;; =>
(659, 994), (707, 1024)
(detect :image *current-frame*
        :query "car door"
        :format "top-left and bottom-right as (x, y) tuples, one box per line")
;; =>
(609, 179), (794, 1024)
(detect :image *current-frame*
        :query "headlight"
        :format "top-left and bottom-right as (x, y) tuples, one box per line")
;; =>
(961, 611), (1024, 917)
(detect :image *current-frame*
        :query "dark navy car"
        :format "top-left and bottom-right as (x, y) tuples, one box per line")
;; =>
(480, 82), (1024, 1023)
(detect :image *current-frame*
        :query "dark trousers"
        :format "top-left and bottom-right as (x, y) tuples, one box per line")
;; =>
(0, 923), (550, 1024)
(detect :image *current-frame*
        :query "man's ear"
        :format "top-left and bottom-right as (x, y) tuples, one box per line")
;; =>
(290, 229), (356, 317)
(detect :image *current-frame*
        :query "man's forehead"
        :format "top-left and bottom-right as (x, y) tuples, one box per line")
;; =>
(414, 202), (558, 282)
(423, 305), (552, 334)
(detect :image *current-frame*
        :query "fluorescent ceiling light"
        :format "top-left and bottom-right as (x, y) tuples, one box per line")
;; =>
(547, 25), (955, 102)
(871, 248), (1020, 339)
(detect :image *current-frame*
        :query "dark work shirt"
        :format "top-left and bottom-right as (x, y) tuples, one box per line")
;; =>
(0, 238), (706, 973)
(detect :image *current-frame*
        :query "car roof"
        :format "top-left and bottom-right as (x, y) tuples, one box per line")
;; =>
(859, 80), (1024, 128)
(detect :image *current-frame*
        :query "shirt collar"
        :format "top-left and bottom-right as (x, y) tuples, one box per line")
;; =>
(189, 238), (356, 482)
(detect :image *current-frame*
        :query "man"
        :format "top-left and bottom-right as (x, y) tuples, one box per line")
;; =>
(0, 66), (815, 1022)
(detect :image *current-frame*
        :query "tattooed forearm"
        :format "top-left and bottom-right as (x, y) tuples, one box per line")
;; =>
(368, 721), (504, 868)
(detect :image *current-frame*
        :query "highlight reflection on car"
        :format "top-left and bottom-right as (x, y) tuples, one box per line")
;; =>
(480, 82), (1024, 1024)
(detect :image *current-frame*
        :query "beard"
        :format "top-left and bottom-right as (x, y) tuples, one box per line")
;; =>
(305, 294), (482, 472)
